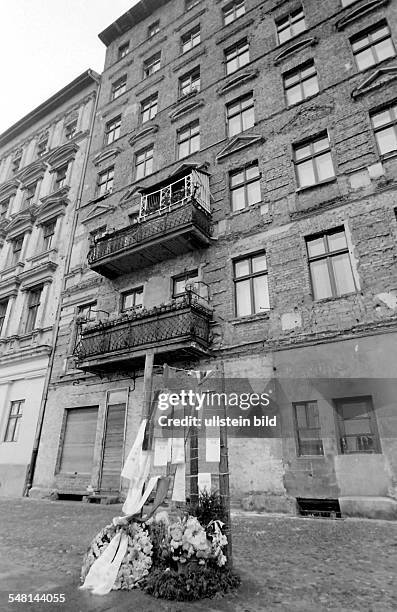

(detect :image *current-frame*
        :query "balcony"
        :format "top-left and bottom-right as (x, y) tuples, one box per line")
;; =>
(73, 290), (212, 371)
(88, 170), (211, 278)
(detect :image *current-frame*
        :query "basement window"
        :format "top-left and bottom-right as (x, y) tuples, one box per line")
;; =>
(297, 498), (341, 518)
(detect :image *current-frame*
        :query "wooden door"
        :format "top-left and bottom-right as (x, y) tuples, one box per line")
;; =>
(99, 390), (127, 492)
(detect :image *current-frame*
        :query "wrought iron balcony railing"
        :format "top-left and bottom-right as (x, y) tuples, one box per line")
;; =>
(87, 171), (211, 277)
(73, 291), (212, 370)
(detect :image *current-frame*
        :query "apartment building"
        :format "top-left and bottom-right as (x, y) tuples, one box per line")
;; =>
(32, 0), (397, 519)
(0, 71), (99, 496)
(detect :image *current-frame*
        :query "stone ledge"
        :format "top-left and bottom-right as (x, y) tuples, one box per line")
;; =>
(339, 496), (397, 520)
(240, 492), (296, 514)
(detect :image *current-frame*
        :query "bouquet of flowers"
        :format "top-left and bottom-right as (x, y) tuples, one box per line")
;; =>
(169, 515), (226, 567)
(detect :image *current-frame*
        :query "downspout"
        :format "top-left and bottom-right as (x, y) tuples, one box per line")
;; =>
(24, 72), (101, 495)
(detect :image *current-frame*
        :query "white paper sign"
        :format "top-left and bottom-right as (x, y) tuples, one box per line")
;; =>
(206, 437), (220, 462)
(198, 472), (212, 492)
(170, 437), (185, 464)
(172, 464), (186, 501)
(154, 438), (169, 466)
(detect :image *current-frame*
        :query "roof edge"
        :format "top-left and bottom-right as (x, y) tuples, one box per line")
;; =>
(98, 0), (171, 46)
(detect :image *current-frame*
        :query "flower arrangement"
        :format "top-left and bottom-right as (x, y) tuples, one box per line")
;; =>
(81, 521), (152, 591)
(170, 516), (213, 567)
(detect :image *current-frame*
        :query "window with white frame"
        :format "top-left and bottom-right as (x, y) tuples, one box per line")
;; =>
(111, 76), (127, 100)
(351, 22), (396, 71)
(121, 287), (144, 311)
(11, 150), (22, 174)
(42, 220), (56, 251)
(294, 133), (335, 188)
(25, 286), (42, 333)
(181, 25), (201, 54)
(118, 42), (129, 59)
(335, 396), (380, 454)
(223, 0), (245, 25)
(143, 52), (161, 78)
(227, 93), (255, 137)
(225, 39), (250, 75)
(283, 60), (319, 107)
(36, 134), (48, 158)
(23, 181), (38, 208)
(0, 198), (10, 220)
(135, 145), (154, 180)
(179, 67), (201, 97)
(234, 252), (270, 317)
(97, 166), (114, 196)
(148, 20), (160, 38)
(306, 227), (356, 300)
(64, 119), (77, 141)
(230, 162), (261, 212)
(276, 6), (306, 44)
(173, 270), (199, 297)
(54, 164), (68, 190)
(141, 93), (158, 123)
(371, 103), (397, 156)
(10, 235), (24, 266)
(0, 299), (8, 334)
(78, 302), (97, 323)
(177, 120), (200, 159)
(341, 0), (357, 5)
(4, 400), (24, 442)
(104, 116), (121, 145)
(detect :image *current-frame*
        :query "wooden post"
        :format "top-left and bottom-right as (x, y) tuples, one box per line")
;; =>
(142, 350), (155, 419)
(219, 361), (232, 567)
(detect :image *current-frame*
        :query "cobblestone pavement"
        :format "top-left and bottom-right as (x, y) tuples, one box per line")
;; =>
(0, 498), (396, 612)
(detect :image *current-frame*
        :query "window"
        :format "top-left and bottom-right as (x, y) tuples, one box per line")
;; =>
(36, 134), (48, 158)
(335, 397), (380, 454)
(181, 25), (201, 54)
(97, 167), (114, 197)
(293, 401), (323, 456)
(225, 39), (250, 75)
(78, 302), (97, 323)
(351, 22), (395, 71)
(179, 67), (201, 97)
(177, 120), (200, 159)
(276, 7), (306, 44)
(4, 400), (24, 442)
(186, 0), (200, 9)
(371, 103), (397, 156)
(64, 120), (77, 140)
(223, 0), (245, 25)
(89, 226), (107, 245)
(10, 235), (24, 266)
(233, 252), (269, 317)
(283, 60), (319, 107)
(143, 52), (161, 78)
(148, 21), (160, 38)
(306, 227), (356, 300)
(25, 287), (42, 333)
(227, 93), (254, 137)
(128, 211), (139, 225)
(23, 182), (37, 208)
(118, 42), (129, 59)
(121, 287), (144, 311)
(111, 75), (127, 100)
(59, 407), (98, 473)
(135, 145), (154, 180)
(54, 164), (68, 190)
(294, 133), (335, 188)
(0, 300), (8, 334)
(11, 150), (22, 174)
(42, 220), (56, 251)
(173, 270), (199, 297)
(0, 198), (10, 220)
(341, 0), (357, 5)
(105, 116), (121, 145)
(141, 93), (158, 123)
(230, 162), (261, 212)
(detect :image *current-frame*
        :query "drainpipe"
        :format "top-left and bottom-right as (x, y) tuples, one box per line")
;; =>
(24, 72), (101, 495)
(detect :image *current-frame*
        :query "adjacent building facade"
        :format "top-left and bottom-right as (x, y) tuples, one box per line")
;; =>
(0, 71), (99, 496)
(32, 0), (397, 518)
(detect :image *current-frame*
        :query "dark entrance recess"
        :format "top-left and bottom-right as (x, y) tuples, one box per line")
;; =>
(296, 498), (342, 518)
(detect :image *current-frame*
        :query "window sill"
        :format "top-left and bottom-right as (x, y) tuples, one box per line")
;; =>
(313, 291), (359, 304)
(230, 311), (270, 325)
(296, 177), (337, 193)
(380, 150), (397, 162)
(276, 29), (309, 50)
(297, 454), (325, 459)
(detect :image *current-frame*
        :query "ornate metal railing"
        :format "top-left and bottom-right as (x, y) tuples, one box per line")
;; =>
(87, 199), (211, 266)
(73, 292), (211, 362)
(140, 171), (210, 218)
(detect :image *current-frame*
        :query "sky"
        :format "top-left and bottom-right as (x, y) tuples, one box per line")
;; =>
(0, 0), (140, 134)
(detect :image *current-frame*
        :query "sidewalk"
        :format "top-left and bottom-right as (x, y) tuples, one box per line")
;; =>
(0, 497), (396, 611)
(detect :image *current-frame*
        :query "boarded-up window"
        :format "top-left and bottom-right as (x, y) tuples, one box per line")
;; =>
(60, 407), (98, 473)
